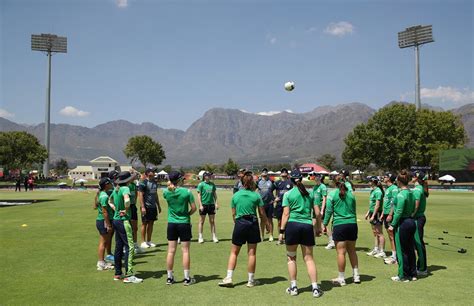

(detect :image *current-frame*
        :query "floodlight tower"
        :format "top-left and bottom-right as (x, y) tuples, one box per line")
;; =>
(398, 25), (434, 111)
(31, 34), (67, 177)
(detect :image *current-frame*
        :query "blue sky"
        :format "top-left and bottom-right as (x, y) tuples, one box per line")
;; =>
(1, 0), (472, 130)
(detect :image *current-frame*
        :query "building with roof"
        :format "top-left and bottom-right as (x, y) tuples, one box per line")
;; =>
(68, 156), (135, 180)
(299, 163), (330, 175)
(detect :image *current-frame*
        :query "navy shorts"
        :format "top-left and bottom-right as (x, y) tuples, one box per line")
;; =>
(274, 203), (283, 220)
(96, 220), (108, 235)
(199, 205), (216, 215)
(130, 204), (138, 221)
(369, 211), (383, 225)
(332, 223), (358, 241)
(232, 216), (261, 246)
(142, 207), (158, 222)
(285, 222), (315, 246)
(167, 223), (192, 242)
(382, 214), (391, 229)
(264, 203), (273, 220)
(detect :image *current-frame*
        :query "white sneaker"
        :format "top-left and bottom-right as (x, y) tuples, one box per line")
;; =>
(218, 277), (233, 287)
(135, 246), (144, 254)
(198, 237), (204, 244)
(312, 287), (324, 298)
(177, 238), (181, 244)
(325, 241), (335, 250)
(212, 237), (219, 243)
(140, 242), (150, 249)
(123, 275), (143, 284)
(391, 276), (409, 282)
(183, 278), (196, 286)
(97, 261), (114, 271)
(331, 278), (346, 286)
(286, 286), (299, 296)
(147, 241), (156, 247)
(384, 257), (397, 265)
(366, 249), (378, 256)
(246, 280), (260, 288)
(268, 236), (274, 242)
(353, 275), (361, 284)
(374, 251), (386, 258)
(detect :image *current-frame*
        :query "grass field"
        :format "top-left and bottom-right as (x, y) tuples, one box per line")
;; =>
(1, 189), (473, 305)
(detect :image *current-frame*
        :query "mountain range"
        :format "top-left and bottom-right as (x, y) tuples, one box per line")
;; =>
(1, 102), (472, 167)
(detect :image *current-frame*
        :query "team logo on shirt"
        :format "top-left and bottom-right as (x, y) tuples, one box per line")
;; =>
(287, 184), (291, 189)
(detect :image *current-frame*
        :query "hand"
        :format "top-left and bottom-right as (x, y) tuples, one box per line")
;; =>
(365, 212), (369, 220)
(386, 215), (393, 222)
(379, 215), (383, 222)
(322, 225), (327, 233)
(275, 197), (280, 202)
(369, 215), (374, 222)
(106, 223), (112, 233)
(315, 227), (322, 237)
(200, 206), (204, 212)
(119, 210), (126, 217)
(215, 203), (219, 210)
(388, 226), (394, 233)
(278, 233), (284, 241)
(141, 207), (146, 214)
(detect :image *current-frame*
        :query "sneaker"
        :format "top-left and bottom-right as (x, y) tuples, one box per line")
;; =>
(276, 240), (284, 245)
(113, 275), (123, 281)
(391, 276), (409, 282)
(198, 237), (204, 244)
(325, 241), (335, 250)
(123, 275), (143, 284)
(183, 278), (196, 286)
(312, 287), (324, 298)
(366, 249), (378, 256)
(147, 241), (157, 248)
(246, 280), (260, 288)
(411, 277), (418, 281)
(135, 246), (144, 254)
(218, 277), (233, 287)
(331, 278), (346, 286)
(384, 258), (397, 265)
(166, 277), (175, 285)
(286, 286), (299, 296)
(374, 251), (386, 258)
(105, 254), (115, 262)
(268, 236), (274, 242)
(417, 270), (428, 276)
(353, 275), (361, 284)
(140, 242), (150, 249)
(97, 262), (114, 271)
(212, 237), (219, 243)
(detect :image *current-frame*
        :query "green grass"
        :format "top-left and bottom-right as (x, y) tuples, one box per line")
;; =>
(1, 189), (473, 305)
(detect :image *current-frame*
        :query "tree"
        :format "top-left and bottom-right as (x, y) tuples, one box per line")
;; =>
(123, 135), (166, 168)
(162, 165), (173, 173)
(223, 158), (240, 175)
(316, 154), (337, 170)
(202, 163), (217, 173)
(53, 158), (69, 175)
(0, 131), (48, 172)
(342, 104), (466, 172)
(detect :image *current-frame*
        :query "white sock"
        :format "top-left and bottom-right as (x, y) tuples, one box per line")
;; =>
(199, 233), (203, 239)
(98, 260), (105, 265)
(248, 272), (254, 282)
(312, 282), (319, 290)
(226, 270), (233, 278)
(184, 270), (190, 279)
(290, 280), (297, 288)
(338, 272), (345, 279)
(392, 252), (397, 259)
(374, 246), (379, 252)
(213, 233), (217, 239)
(167, 270), (173, 278)
(353, 268), (359, 277)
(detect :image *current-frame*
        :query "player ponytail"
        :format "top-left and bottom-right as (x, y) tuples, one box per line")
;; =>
(397, 169), (411, 186)
(334, 175), (348, 199)
(376, 180), (385, 199)
(294, 179), (309, 197)
(418, 176), (429, 198)
(242, 172), (256, 191)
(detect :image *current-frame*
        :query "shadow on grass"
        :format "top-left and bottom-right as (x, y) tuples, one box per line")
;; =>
(0, 199), (58, 207)
(233, 276), (286, 287)
(427, 265), (447, 276)
(135, 270), (167, 280)
(194, 274), (221, 283)
(355, 247), (371, 252)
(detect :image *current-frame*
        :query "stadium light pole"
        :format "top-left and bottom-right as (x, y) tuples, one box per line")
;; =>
(398, 25), (434, 111)
(31, 34), (67, 177)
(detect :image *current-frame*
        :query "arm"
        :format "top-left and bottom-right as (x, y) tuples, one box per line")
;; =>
(323, 197), (333, 227)
(213, 186), (219, 210)
(371, 200), (381, 221)
(156, 192), (161, 214)
(320, 195), (327, 216)
(108, 193), (116, 211)
(119, 194), (131, 217)
(231, 207), (236, 223)
(138, 190), (146, 215)
(102, 207), (112, 232)
(279, 206), (290, 240)
(390, 195), (405, 228)
(412, 199), (420, 217)
(258, 206), (268, 226)
(314, 205), (322, 236)
(189, 200), (197, 216)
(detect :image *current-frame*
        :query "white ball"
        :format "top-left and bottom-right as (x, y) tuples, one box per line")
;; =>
(284, 81), (295, 91)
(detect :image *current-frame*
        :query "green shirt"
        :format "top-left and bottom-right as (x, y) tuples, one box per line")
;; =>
(163, 187), (195, 224)
(312, 184), (327, 208)
(197, 181), (216, 205)
(412, 184), (427, 218)
(391, 188), (415, 227)
(323, 189), (357, 226)
(129, 182), (137, 206)
(112, 186), (131, 221)
(369, 187), (383, 213)
(282, 187), (314, 225)
(383, 184), (399, 215)
(97, 191), (113, 221)
(231, 189), (264, 219)
(345, 181), (353, 193)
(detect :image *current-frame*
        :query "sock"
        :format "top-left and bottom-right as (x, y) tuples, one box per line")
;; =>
(213, 233), (217, 239)
(392, 252), (397, 259)
(98, 260), (105, 265)
(226, 270), (233, 278)
(353, 268), (359, 277)
(199, 233), (203, 239)
(374, 246), (379, 252)
(338, 272), (345, 279)
(328, 235), (333, 243)
(184, 270), (190, 279)
(167, 270), (173, 279)
(312, 282), (319, 290)
(248, 273), (254, 282)
(290, 280), (297, 288)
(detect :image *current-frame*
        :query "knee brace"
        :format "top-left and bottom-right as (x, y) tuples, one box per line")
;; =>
(287, 251), (297, 262)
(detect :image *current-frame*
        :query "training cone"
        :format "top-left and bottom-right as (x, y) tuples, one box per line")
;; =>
(21, 224), (28, 227)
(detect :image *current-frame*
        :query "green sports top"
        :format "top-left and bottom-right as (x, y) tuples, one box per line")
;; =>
(412, 184), (427, 218)
(231, 189), (264, 220)
(383, 184), (399, 215)
(197, 181), (216, 205)
(312, 184), (327, 208)
(369, 187), (383, 213)
(345, 181), (353, 193)
(391, 188), (415, 228)
(323, 189), (357, 226)
(97, 191), (113, 221)
(282, 187), (314, 226)
(112, 186), (131, 221)
(163, 187), (195, 224)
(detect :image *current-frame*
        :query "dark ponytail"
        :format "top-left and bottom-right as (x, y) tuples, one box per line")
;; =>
(295, 180), (309, 197)
(334, 175), (348, 199)
(397, 169), (411, 186)
(376, 181), (385, 199)
(419, 177), (429, 198)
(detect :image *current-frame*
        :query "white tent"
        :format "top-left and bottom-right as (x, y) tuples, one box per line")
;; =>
(439, 175), (456, 182)
(157, 170), (168, 175)
(352, 170), (363, 175)
(76, 179), (88, 183)
(317, 170), (329, 175)
(57, 182), (67, 186)
(267, 171), (275, 174)
(329, 170), (339, 175)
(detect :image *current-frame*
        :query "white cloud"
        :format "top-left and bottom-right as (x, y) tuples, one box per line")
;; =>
(306, 27), (318, 33)
(0, 108), (14, 118)
(401, 86), (474, 106)
(59, 106), (90, 117)
(324, 21), (354, 37)
(116, 0), (128, 8)
(256, 109), (294, 116)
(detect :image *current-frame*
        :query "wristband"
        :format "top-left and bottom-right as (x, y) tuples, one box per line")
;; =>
(279, 229), (285, 234)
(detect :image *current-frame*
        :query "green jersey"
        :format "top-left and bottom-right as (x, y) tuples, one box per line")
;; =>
(369, 187), (383, 213)
(412, 184), (427, 218)
(282, 187), (314, 225)
(345, 181), (353, 193)
(391, 188), (415, 227)
(197, 181), (216, 205)
(323, 189), (357, 226)
(383, 184), (399, 215)
(231, 189), (264, 219)
(312, 184), (327, 208)
(163, 187), (195, 223)
(129, 182), (137, 206)
(112, 186), (131, 221)
(97, 191), (113, 221)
